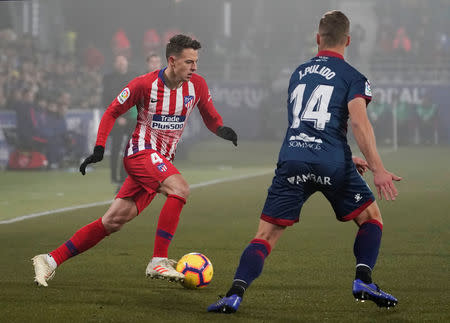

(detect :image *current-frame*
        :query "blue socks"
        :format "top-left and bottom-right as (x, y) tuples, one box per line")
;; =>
(226, 239), (271, 297)
(227, 220), (382, 297)
(353, 220), (383, 282)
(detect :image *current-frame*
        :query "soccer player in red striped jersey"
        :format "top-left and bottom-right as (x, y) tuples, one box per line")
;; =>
(32, 34), (238, 286)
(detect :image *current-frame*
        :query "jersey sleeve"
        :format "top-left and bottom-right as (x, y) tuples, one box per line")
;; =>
(347, 75), (372, 106)
(196, 76), (223, 134)
(95, 76), (145, 147)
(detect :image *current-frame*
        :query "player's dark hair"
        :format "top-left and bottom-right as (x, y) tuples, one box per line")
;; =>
(165, 34), (201, 60)
(318, 10), (350, 47)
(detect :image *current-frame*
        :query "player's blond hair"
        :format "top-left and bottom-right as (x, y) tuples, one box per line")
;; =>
(318, 10), (350, 47)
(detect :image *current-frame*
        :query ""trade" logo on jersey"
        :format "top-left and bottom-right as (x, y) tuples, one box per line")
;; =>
(151, 114), (186, 130)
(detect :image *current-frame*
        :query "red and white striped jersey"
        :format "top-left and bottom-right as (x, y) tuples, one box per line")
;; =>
(96, 68), (223, 161)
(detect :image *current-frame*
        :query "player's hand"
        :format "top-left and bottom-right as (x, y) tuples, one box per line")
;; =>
(373, 169), (402, 201)
(352, 156), (369, 175)
(79, 145), (105, 175)
(216, 126), (238, 146)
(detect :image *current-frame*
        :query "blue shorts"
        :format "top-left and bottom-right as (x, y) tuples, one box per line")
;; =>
(261, 160), (375, 226)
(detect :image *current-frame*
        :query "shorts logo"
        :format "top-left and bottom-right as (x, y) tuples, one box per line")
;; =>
(157, 163), (168, 172)
(365, 80), (372, 96)
(117, 87), (130, 104)
(184, 95), (194, 109)
(287, 173), (331, 186)
(354, 193), (362, 202)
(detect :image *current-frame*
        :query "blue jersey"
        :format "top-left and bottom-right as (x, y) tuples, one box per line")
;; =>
(278, 51), (372, 165)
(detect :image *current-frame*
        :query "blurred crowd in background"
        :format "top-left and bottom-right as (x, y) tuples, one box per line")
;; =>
(369, 0), (449, 82)
(0, 30), (102, 111)
(0, 0), (448, 171)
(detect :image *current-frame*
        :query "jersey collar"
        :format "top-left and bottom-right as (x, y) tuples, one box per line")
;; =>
(158, 67), (168, 85)
(316, 50), (344, 60)
(158, 67), (185, 89)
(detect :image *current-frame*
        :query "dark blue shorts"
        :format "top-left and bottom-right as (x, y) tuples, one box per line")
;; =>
(261, 160), (375, 226)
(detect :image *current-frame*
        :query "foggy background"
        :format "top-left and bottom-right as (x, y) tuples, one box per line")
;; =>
(0, 0), (449, 170)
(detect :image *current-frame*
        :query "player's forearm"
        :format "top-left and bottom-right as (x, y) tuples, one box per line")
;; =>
(205, 117), (223, 134)
(351, 119), (384, 173)
(95, 109), (117, 147)
(198, 103), (223, 134)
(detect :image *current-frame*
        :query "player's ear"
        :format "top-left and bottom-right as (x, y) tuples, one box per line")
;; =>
(316, 33), (320, 46)
(168, 55), (175, 67)
(345, 35), (350, 47)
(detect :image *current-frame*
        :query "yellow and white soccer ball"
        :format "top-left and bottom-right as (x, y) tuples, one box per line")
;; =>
(176, 252), (213, 289)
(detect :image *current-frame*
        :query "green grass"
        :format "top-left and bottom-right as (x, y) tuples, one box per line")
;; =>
(0, 141), (278, 221)
(0, 144), (449, 322)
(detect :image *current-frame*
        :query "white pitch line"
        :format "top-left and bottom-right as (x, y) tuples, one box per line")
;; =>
(0, 170), (273, 225)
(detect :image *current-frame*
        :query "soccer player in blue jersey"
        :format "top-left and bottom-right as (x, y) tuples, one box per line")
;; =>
(208, 10), (401, 313)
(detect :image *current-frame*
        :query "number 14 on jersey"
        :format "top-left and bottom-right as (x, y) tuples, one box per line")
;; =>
(290, 84), (334, 130)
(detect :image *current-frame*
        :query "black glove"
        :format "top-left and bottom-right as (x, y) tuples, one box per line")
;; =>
(216, 126), (238, 146)
(79, 145), (105, 175)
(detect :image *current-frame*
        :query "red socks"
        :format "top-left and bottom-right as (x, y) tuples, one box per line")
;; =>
(49, 194), (186, 265)
(153, 194), (186, 258)
(50, 218), (108, 266)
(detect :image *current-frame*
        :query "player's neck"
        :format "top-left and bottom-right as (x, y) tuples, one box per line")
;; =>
(318, 46), (345, 57)
(163, 68), (183, 90)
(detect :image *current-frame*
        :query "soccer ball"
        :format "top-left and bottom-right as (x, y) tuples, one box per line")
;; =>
(176, 252), (213, 289)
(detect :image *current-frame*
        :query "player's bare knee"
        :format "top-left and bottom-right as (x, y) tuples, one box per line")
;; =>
(254, 229), (284, 246)
(354, 201), (383, 226)
(102, 202), (136, 233)
(255, 220), (285, 245)
(254, 232), (278, 250)
(159, 175), (190, 199)
(102, 218), (119, 233)
(103, 214), (127, 233)
(176, 183), (190, 199)
(255, 231), (271, 241)
(162, 182), (190, 199)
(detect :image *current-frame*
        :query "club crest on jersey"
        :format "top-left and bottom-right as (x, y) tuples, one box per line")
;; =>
(365, 81), (372, 97)
(157, 163), (168, 172)
(184, 96), (194, 109)
(117, 87), (130, 104)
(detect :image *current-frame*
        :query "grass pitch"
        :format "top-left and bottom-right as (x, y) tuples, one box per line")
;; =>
(0, 143), (449, 322)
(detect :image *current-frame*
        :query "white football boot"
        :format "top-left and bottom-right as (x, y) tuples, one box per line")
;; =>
(167, 258), (178, 268)
(145, 258), (184, 282)
(32, 254), (56, 287)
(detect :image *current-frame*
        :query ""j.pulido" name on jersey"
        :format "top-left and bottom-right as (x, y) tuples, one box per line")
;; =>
(298, 65), (336, 81)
